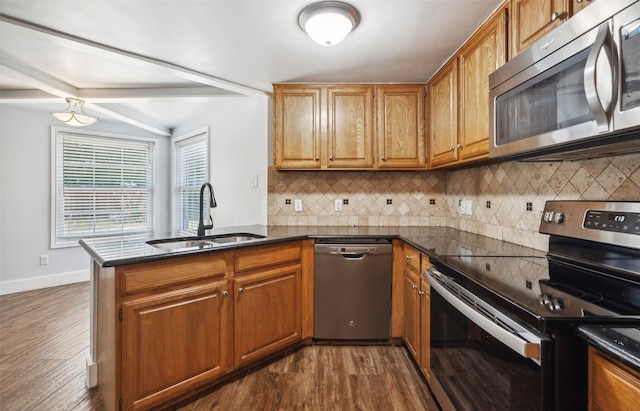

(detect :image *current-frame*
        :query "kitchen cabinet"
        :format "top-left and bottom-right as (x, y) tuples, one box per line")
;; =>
(95, 241), (305, 411)
(589, 346), (640, 411)
(427, 5), (506, 168)
(572, 0), (596, 15)
(427, 59), (458, 167)
(121, 280), (232, 411)
(233, 242), (303, 368)
(376, 84), (426, 169)
(420, 258), (431, 382)
(273, 85), (322, 169)
(510, 0), (569, 58)
(401, 244), (424, 362)
(457, 6), (507, 162)
(273, 83), (425, 170)
(327, 85), (375, 169)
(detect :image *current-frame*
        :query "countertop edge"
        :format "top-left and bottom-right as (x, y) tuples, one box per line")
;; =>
(577, 325), (640, 372)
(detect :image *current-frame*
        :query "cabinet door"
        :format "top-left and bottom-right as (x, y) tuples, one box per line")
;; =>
(121, 281), (232, 411)
(376, 85), (426, 169)
(589, 346), (640, 411)
(428, 60), (458, 167)
(273, 85), (322, 169)
(234, 264), (302, 368)
(458, 8), (506, 162)
(403, 268), (422, 362)
(511, 0), (569, 58)
(420, 277), (431, 382)
(327, 85), (375, 169)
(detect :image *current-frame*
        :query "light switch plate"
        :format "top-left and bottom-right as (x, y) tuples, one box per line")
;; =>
(465, 199), (473, 215)
(294, 199), (302, 212)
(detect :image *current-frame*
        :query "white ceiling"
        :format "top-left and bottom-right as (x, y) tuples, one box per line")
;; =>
(0, 0), (502, 136)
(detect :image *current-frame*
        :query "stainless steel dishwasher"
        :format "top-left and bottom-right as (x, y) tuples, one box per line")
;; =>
(314, 238), (393, 340)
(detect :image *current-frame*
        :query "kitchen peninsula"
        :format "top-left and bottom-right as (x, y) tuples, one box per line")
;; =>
(81, 224), (541, 411)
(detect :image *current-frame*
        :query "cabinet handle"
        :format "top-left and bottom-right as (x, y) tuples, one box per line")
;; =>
(412, 284), (418, 290)
(405, 255), (414, 261)
(457, 143), (463, 149)
(315, 156), (320, 161)
(222, 290), (229, 297)
(329, 155), (333, 161)
(418, 290), (426, 296)
(238, 287), (244, 294)
(576, 0), (583, 3)
(381, 156), (386, 161)
(550, 12), (564, 21)
(448, 146), (454, 152)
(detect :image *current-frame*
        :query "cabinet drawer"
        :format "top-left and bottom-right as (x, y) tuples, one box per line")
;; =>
(119, 253), (228, 295)
(234, 242), (302, 274)
(403, 244), (422, 273)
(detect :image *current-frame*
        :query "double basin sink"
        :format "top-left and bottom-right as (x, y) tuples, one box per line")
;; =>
(147, 233), (266, 251)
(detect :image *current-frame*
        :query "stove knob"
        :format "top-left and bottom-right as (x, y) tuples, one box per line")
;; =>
(553, 212), (565, 224)
(543, 211), (554, 223)
(539, 293), (551, 306)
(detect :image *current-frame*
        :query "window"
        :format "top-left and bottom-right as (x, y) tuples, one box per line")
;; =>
(173, 129), (208, 234)
(52, 129), (156, 247)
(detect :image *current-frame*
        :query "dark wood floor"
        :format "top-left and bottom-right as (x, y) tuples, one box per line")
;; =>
(1, 282), (434, 411)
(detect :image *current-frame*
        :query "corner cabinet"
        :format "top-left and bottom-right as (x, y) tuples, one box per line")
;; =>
(273, 83), (426, 170)
(427, 4), (507, 168)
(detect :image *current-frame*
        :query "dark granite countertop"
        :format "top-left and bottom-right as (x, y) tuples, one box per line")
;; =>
(79, 224), (545, 267)
(578, 325), (640, 372)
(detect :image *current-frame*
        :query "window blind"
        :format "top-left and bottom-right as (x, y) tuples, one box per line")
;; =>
(54, 132), (155, 245)
(174, 133), (208, 234)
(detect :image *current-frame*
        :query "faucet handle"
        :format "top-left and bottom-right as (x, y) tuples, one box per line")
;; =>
(206, 215), (214, 230)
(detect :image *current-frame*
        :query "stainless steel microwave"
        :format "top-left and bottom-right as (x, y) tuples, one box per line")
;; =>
(489, 0), (640, 161)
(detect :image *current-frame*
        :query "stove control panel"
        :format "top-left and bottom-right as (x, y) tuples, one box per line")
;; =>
(540, 201), (640, 250)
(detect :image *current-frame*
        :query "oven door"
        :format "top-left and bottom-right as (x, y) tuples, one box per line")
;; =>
(426, 267), (553, 411)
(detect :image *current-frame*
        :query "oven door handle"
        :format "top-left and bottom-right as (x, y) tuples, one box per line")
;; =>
(426, 269), (547, 364)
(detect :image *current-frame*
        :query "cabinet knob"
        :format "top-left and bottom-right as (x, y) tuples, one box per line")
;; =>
(457, 143), (463, 149)
(550, 12), (564, 21)
(238, 287), (244, 294)
(576, 0), (583, 2)
(329, 155), (333, 161)
(418, 290), (426, 296)
(315, 156), (320, 161)
(412, 284), (418, 290)
(448, 146), (454, 152)
(222, 290), (229, 297)
(381, 156), (386, 161)
(405, 255), (414, 261)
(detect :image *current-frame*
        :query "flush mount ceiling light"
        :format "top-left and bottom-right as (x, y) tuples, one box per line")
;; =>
(51, 98), (97, 127)
(298, 1), (361, 46)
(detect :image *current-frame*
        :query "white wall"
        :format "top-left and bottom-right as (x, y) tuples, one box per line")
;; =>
(0, 105), (170, 294)
(172, 97), (269, 227)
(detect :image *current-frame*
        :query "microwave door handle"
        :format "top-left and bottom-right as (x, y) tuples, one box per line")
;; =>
(584, 22), (617, 133)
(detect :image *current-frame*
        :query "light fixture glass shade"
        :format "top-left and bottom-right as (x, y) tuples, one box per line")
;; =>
(299, 1), (360, 46)
(51, 98), (97, 127)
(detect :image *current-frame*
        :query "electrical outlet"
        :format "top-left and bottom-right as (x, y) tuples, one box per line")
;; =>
(334, 199), (343, 212)
(40, 255), (49, 265)
(294, 199), (302, 212)
(459, 200), (465, 214)
(465, 199), (473, 215)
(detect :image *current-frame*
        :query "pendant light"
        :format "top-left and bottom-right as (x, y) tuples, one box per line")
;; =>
(51, 98), (98, 127)
(298, 1), (361, 46)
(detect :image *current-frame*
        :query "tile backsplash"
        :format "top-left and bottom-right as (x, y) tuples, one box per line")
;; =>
(268, 153), (640, 250)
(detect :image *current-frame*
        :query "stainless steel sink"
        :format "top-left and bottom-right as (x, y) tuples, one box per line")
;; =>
(147, 233), (266, 250)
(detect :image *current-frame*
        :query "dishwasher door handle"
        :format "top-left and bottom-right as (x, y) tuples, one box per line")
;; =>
(338, 252), (368, 260)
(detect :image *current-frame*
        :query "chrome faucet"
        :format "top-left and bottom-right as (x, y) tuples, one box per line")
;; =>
(197, 182), (217, 237)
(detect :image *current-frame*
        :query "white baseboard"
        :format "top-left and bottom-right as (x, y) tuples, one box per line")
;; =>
(86, 354), (98, 388)
(0, 270), (90, 295)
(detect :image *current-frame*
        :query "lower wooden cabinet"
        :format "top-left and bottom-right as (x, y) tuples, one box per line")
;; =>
(233, 264), (302, 368)
(403, 268), (422, 361)
(121, 280), (232, 410)
(420, 277), (431, 381)
(589, 346), (640, 411)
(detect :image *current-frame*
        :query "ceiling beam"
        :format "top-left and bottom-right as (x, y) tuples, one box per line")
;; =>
(0, 14), (270, 98)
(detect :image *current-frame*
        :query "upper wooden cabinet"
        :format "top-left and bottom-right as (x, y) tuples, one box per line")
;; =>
(327, 85), (375, 169)
(273, 83), (425, 170)
(510, 0), (569, 58)
(376, 85), (426, 169)
(428, 5), (507, 168)
(273, 85), (322, 169)
(458, 6), (507, 162)
(572, 0), (596, 15)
